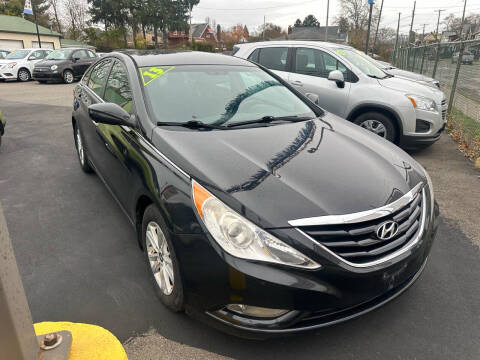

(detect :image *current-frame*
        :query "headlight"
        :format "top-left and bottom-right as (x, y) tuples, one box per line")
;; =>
(50, 65), (58, 71)
(406, 94), (438, 112)
(7, 62), (17, 68)
(192, 181), (320, 270)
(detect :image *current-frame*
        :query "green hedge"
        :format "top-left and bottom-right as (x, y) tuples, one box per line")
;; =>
(193, 42), (215, 53)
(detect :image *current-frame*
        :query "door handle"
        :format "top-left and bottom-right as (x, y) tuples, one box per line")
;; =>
(291, 80), (303, 87)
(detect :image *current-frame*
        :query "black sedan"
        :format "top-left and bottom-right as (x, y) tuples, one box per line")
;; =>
(72, 51), (438, 338)
(33, 48), (97, 84)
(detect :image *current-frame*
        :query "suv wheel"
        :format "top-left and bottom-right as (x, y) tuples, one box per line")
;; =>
(354, 112), (397, 142)
(142, 205), (184, 312)
(74, 124), (93, 173)
(63, 70), (74, 84)
(17, 68), (30, 82)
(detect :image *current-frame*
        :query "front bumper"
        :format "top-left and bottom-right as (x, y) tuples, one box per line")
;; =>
(400, 123), (446, 149)
(173, 201), (439, 338)
(0, 70), (17, 80)
(33, 70), (63, 81)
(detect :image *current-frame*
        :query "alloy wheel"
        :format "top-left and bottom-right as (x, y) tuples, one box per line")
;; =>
(146, 221), (174, 296)
(76, 129), (85, 165)
(64, 71), (74, 84)
(18, 69), (30, 82)
(359, 120), (387, 138)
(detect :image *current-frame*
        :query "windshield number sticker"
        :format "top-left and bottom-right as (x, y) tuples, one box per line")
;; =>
(141, 66), (175, 86)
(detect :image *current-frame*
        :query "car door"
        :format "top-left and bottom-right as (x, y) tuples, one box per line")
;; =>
(77, 58), (114, 177)
(72, 50), (90, 76)
(248, 47), (291, 82)
(288, 47), (352, 118)
(27, 50), (45, 72)
(96, 60), (137, 209)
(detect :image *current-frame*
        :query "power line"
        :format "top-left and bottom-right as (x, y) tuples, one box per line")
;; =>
(196, 0), (318, 11)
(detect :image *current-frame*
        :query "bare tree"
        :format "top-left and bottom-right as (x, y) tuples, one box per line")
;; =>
(49, 0), (63, 34)
(63, 0), (88, 40)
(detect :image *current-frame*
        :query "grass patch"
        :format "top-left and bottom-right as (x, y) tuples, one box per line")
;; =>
(447, 107), (480, 160)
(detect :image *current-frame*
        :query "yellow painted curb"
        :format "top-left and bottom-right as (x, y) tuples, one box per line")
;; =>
(34, 322), (127, 360)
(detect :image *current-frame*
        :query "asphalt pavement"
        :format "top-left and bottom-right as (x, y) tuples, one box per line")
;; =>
(0, 81), (479, 360)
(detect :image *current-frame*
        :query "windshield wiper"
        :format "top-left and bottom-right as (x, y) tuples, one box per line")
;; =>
(156, 120), (227, 130)
(368, 74), (391, 79)
(226, 115), (314, 128)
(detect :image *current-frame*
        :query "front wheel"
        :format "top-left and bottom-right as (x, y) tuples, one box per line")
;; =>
(142, 205), (184, 312)
(63, 70), (74, 84)
(74, 124), (93, 173)
(17, 68), (30, 82)
(354, 112), (397, 143)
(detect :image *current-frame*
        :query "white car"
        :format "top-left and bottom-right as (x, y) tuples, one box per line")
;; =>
(0, 48), (52, 82)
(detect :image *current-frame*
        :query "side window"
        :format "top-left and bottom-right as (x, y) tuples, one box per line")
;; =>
(257, 47), (288, 72)
(87, 50), (96, 58)
(75, 50), (89, 59)
(82, 65), (93, 85)
(87, 59), (112, 97)
(295, 48), (349, 79)
(247, 48), (260, 63)
(31, 51), (43, 59)
(104, 61), (133, 113)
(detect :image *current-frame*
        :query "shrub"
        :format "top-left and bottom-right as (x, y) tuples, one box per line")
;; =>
(193, 42), (215, 53)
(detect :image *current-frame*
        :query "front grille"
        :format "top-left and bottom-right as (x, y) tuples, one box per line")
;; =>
(297, 189), (424, 265)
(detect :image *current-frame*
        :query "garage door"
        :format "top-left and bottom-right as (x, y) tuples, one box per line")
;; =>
(0, 39), (24, 50)
(32, 41), (55, 49)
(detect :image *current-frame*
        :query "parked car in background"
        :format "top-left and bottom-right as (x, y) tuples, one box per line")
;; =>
(368, 57), (440, 89)
(0, 50), (10, 59)
(33, 48), (98, 84)
(235, 41), (447, 149)
(72, 51), (438, 338)
(0, 111), (5, 148)
(0, 48), (51, 82)
(452, 51), (474, 65)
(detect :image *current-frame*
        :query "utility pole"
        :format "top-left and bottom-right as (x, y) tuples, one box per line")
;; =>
(421, 23), (427, 44)
(392, 12), (401, 64)
(372, 0), (384, 56)
(325, 0), (330, 42)
(409, 1), (416, 44)
(263, 15), (266, 41)
(365, 0), (374, 54)
(432, 9), (445, 78)
(459, 0), (467, 40)
(32, 1), (41, 48)
(189, 6), (193, 43)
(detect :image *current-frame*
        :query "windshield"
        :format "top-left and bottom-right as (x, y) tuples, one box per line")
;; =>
(46, 49), (74, 60)
(6, 50), (30, 60)
(335, 49), (388, 79)
(141, 65), (316, 126)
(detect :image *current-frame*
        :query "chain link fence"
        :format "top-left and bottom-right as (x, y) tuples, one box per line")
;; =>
(392, 40), (480, 159)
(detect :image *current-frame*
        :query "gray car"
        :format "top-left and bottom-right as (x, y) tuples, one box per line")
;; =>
(234, 41), (447, 149)
(372, 59), (440, 89)
(452, 51), (474, 65)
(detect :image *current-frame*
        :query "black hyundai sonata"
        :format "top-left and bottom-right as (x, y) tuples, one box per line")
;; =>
(72, 51), (438, 338)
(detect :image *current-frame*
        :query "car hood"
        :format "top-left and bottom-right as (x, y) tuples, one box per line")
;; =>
(0, 59), (22, 66)
(35, 59), (68, 67)
(152, 114), (426, 229)
(378, 76), (445, 103)
(387, 68), (436, 83)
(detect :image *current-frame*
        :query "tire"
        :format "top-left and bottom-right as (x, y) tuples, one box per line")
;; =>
(17, 68), (30, 82)
(73, 123), (93, 173)
(354, 111), (397, 143)
(142, 205), (184, 312)
(63, 70), (74, 84)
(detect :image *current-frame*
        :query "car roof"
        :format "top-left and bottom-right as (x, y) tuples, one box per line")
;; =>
(118, 50), (256, 67)
(235, 41), (352, 50)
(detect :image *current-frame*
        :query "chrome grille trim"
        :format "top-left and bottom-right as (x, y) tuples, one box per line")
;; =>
(295, 187), (427, 268)
(288, 183), (424, 227)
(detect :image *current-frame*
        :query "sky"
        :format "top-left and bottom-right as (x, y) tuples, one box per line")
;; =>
(191, 0), (480, 35)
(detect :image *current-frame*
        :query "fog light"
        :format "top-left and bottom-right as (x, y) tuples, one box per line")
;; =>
(226, 304), (289, 318)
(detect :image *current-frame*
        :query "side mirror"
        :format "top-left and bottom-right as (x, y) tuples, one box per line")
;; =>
(305, 93), (320, 105)
(328, 70), (345, 88)
(28, 55), (36, 61)
(88, 103), (136, 128)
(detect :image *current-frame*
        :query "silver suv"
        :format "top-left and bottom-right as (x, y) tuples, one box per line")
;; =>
(234, 41), (447, 149)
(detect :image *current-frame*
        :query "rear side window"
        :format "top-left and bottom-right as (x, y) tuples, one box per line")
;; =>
(87, 50), (96, 58)
(257, 47), (288, 72)
(74, 50), (89, 60)
(87, 59), (112, 97)
(104, 61), (133, 113)
(232, 46), (240, 56)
